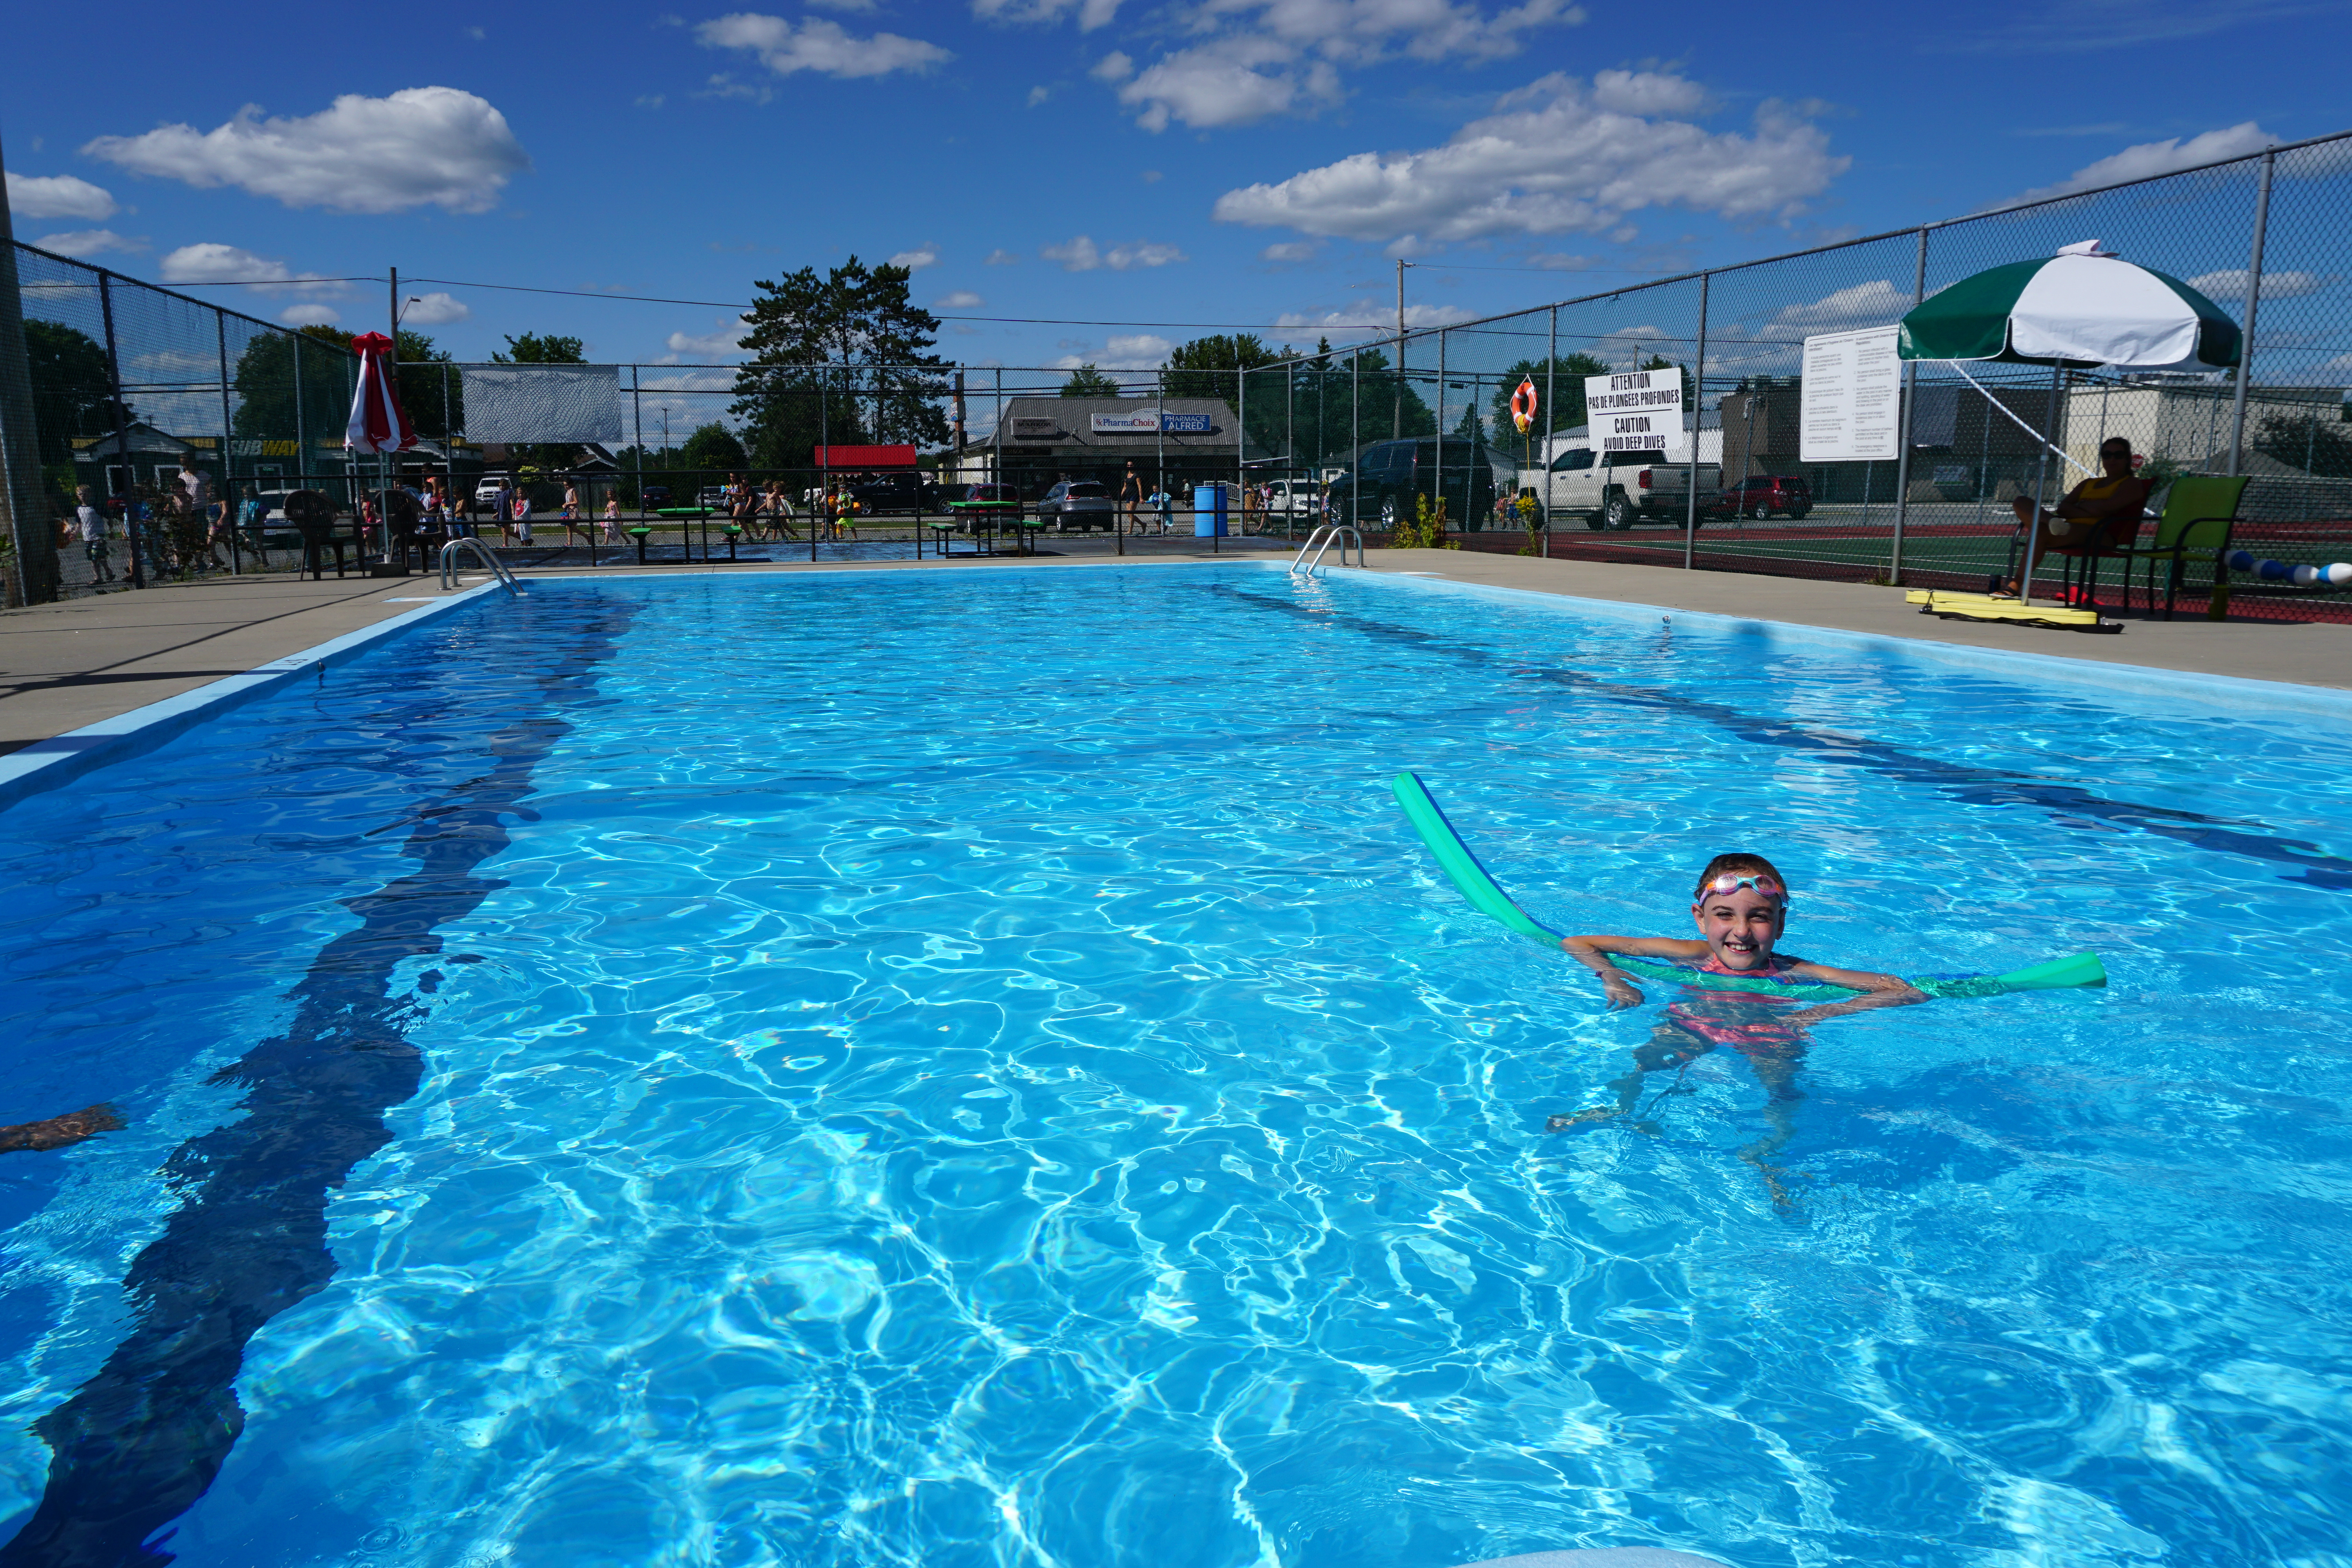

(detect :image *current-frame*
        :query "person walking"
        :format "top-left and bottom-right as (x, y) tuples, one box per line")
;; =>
(512, 487), (534, 547)
(1120, 462), (1144, 535)
(603, 491), (628, 546)
(75, 486), (115, 585)
(491, 477), (515, 545)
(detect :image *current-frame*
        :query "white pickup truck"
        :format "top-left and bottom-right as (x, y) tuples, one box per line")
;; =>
(1521, 441), (1720, 531)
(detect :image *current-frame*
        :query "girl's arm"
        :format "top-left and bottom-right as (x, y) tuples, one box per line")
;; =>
(1778, 960), (1925, 1024)
(1560, 933), (1708, 1010)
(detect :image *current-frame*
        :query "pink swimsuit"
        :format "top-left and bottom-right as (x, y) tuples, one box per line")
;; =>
(1664, 954), (1809, 1056)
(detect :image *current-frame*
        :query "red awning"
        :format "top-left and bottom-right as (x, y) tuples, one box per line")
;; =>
(815, 444), (918, 468)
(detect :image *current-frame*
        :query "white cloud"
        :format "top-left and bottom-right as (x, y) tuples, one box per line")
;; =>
(696, 13), (950, 79)
(665, 314), (753, 358)
(5, 172), (118, 220)
(1105, 332), (1174, 363)
(807, 0), (877, 9)
(1213, 71), (1846, 243)
(2187, 268), (2328, 301)
(278, 303), (341, 327)
(1769, 278), (1909, 330)
(1027, 86), (1050, 106)
(934, 290), (984, 308)
(158, 242), (342, 295)
(986, 248), (1021, 264)
(1260, 240), (1319, 262)
(975, 0), (1123, 31)
(401, 291), (472, 324)
(83, 87), (530, 214)
(33, 229), (145, 258)
(1275, 301), (1476, 333)
(889, 244), (941, 270)
(1116, 38), (1340, 132)
(1075, 0), (1581, 129)
(2001, 122), (2276, 206)
(1041, 235), (1189, 270)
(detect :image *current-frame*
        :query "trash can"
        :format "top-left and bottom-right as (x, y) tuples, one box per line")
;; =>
(1192, 483), (1230, 537)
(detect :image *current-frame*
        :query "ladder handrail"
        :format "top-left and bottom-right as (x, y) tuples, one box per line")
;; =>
(439, 536), (520, 595)
(1291, 524), (1363, 577)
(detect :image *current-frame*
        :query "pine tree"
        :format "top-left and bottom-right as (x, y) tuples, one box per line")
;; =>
(730, 257), (949, 469)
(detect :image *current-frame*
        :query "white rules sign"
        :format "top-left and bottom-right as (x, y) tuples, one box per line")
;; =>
(1800, 325), (1902, 462)
(1584, 368), (1686, 455)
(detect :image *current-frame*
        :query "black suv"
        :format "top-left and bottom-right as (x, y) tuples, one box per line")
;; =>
(846, 472), (941, 514)
(1327, 438), (1509, 531)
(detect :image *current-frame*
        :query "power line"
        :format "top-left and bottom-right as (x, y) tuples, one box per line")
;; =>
(168, 271), (1444, 333)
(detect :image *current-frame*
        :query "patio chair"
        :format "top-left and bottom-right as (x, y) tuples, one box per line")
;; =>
(2101, 474), (2250, 620)
(2048, 508), (2145, 612)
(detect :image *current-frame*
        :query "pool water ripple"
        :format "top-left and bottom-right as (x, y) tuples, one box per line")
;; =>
(0, 566), (2348, 1566)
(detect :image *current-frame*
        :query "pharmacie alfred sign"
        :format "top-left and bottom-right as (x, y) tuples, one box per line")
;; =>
(1584, 368), (1687, 455)
(1091, 412), (1216, 433)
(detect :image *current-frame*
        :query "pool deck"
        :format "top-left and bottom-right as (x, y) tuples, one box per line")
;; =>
(3, 546), (2348, 760)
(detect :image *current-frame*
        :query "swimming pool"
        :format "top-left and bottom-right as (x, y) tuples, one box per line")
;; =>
(2, 563), (2348, 1568)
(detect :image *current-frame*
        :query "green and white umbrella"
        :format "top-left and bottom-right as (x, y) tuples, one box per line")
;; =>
(1898, 241), (2241, 370)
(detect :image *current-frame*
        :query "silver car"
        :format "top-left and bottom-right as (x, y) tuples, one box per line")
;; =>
(1038, 480), (1116, 531)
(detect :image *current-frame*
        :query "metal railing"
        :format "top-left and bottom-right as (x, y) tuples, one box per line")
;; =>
(1291, 525), (1364, 577)
(439, 536), (519, 595)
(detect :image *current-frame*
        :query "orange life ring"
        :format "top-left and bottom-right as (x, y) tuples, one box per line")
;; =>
(1510, 379), (1538, 433)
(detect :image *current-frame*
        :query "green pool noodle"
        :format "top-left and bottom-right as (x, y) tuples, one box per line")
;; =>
(1391, 770), (2105, 1002)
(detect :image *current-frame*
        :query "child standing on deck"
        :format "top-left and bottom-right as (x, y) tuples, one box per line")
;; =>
(1550, 853), (1924, 1202)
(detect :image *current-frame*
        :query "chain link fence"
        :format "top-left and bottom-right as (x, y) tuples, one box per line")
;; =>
(0, 241), (365, 605)
(10, 127), (2348, 615)
(1254, 128), (2352, 624)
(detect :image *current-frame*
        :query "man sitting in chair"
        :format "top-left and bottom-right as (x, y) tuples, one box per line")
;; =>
(2005, 437), (2150, 596)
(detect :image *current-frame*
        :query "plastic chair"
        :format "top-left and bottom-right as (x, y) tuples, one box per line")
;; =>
(2050, 509), (2144, 611)
(2103, 474), (2251, 620)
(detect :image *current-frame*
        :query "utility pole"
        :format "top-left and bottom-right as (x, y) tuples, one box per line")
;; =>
(1393, 260), (1412, 439)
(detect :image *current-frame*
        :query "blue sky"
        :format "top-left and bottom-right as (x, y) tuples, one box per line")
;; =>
(4, 0), (2347, 376)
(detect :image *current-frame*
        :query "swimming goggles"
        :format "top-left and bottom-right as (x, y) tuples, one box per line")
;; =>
(1692, 873), (1790, 905)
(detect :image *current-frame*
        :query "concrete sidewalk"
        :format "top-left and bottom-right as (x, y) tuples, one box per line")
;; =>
(3, 551), (2347, 760)
(0, 575), (440, 758)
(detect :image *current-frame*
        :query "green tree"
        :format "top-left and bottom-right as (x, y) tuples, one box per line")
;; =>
(1060, 364), (1124, 397)
(230, 325), (358, 457)
(492, 332), (587, 364)
(21, 319), (126, 466)
(1163, 334), (1279, 403)
(730, 256), (949, 470)
(679, 422), (748, 472)
(2255, 408), (2352, 477)
(1486, 353), (1610, 441)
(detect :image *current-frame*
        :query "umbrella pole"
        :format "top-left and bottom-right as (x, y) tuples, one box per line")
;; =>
(2011, 363), (2063, 606)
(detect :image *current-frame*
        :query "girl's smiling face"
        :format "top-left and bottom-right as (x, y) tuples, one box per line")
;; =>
(1692, 886), (1787, 970)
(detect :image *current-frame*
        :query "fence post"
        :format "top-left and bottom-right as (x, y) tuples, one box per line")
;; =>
(1435, 330), (1446, 533)
(219, 308), (238, 576)
(1684, 272), (1709, 570)
(0, 232), (59, 605)
(2227, 149), (2276, 477)
(1889, 225), (1929, 585)
(98, 273), (145, 591)
(1544, 307), (1557, 557)
(292, 322), (307, 532)
(1236, 359), (1246, 540)
(1350, 347), (1361, 529)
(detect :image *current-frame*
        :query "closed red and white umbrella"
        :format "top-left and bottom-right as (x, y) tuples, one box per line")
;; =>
(345, 332), (417, 454)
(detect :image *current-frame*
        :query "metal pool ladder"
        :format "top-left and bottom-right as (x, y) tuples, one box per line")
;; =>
(439, 537), (521, 596)
(1290, 524), (1363, 577)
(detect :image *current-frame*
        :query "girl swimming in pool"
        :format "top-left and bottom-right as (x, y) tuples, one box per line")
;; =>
(1550, 853), (1924, 1202)
(1560, 852), (1922, 1012)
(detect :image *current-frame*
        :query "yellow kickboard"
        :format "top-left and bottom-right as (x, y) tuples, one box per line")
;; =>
(1904, 590), (2108, 628)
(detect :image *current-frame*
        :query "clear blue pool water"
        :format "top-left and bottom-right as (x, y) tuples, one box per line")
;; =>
(2, 564), (2350, 1568)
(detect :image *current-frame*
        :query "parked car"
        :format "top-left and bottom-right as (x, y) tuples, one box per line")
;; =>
(947, 481), (1024, 529)
(1261, 477), (1323, 520)
(1037, 479), (1116, 531)
(694, 486), (728, 510)
(1717, 473), (1813, 520)
(847, 472), (942, 514)
(474, 478), (510, 510)
(1326, 439), (1510, 530)
(639, 484), (672, 507)
(1522, 443), (1721, 530)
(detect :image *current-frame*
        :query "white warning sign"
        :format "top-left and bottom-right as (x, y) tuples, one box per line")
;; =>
(1584, 368), (1686, 455)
